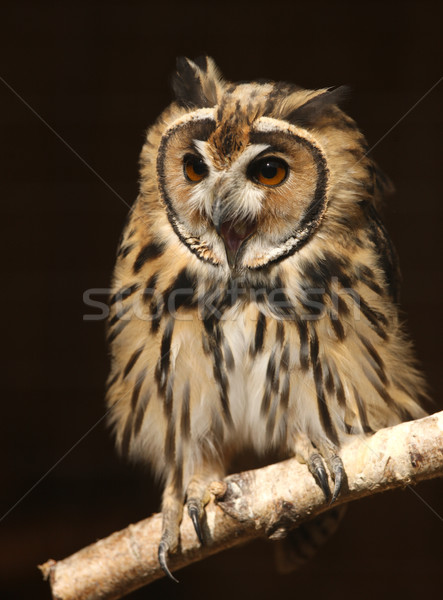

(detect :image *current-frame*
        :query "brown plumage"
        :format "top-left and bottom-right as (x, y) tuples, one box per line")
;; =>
(106, 56), (427, 579)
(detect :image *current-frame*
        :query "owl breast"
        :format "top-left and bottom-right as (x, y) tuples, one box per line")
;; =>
(216, 304), (280, 453)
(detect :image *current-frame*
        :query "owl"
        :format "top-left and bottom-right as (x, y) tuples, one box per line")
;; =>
(106, 56), (427, 580)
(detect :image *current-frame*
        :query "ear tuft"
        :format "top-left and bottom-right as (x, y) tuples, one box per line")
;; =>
(191, 55), (210, 73)
(286, 85), (350, 127)
(171, 56), (224, 109)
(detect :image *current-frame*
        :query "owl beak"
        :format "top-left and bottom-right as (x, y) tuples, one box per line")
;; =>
(218, 219), (257, 267)
(212, 197), (257, 267)
(212, 213), (256, 269)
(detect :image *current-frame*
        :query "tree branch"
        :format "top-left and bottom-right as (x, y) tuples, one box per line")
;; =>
(40, 411), (443, 600)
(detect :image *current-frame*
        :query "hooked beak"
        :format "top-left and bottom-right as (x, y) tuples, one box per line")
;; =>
(212, 197), (257, 268)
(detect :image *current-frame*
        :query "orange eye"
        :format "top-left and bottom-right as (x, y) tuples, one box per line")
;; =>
(250, 157), (288, 186)
(184, 155), (208, 183)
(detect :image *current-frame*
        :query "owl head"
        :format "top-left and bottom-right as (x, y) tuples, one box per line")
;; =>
(140, 57), (376, 276)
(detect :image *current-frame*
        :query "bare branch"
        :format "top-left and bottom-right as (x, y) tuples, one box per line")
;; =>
(40, 411), (443, 600)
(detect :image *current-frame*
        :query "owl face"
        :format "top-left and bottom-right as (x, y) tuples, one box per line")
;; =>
(148, 57), (357, 274)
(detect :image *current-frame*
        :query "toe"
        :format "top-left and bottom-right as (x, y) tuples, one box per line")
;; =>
(330, 455), (345, 503)
(187, 500), (204, 544)
(307, 453), (331, 500)
(158, 540), (179, 583)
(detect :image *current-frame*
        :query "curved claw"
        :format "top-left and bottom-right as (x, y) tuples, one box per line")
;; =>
(188, 503), (204, 544)
(330, 455), (344, 504)
(158, 541), (179, 583)
(308, 453), (331, 501)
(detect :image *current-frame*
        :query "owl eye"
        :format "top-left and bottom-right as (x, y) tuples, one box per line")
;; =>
(249, 157), (288, 186)
(183, 155), (208, 183)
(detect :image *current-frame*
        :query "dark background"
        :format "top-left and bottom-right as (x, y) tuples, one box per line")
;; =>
(1, 1), (442, 598)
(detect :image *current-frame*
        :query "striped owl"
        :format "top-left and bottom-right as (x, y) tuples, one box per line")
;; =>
(106, 57), (427, 579)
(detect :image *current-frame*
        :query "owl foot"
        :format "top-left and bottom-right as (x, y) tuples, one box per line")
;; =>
(295, 435), (345, 502)
(315, 444), (345, 503)
(308, 453), (344, 503)
(158, 471), (221, 581)
(157, 500), (205, 581)
(313, 448), (345, 503)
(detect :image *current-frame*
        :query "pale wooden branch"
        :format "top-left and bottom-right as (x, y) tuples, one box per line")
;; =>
(40, 411), (443, 600)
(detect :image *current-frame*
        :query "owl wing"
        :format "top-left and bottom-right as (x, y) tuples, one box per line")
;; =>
(364, 202), (401, 304)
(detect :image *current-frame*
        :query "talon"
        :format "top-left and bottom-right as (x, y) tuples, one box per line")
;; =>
(158, 541), (179, 583)
(308, 453), (331, 500)
(188, 502), (204, 544)
(330, 455), (344, 503)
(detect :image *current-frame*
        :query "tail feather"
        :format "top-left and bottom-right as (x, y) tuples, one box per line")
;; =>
(274, 505), (347, 573)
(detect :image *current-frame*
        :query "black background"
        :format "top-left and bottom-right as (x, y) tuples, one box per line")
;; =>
(2, 1), (442, 598)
